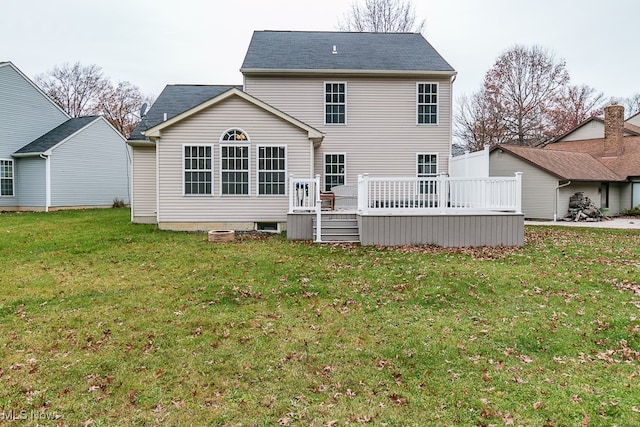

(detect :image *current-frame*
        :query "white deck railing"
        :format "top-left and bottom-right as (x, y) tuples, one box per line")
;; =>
(289, 173), (522, 242)
(357, 173), (522, 214)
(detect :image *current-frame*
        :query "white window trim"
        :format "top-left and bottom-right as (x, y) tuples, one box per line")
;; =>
(324, 81), (347, 126)
(0, 158), (15, 197)
(256, 145), (288, 197)
(416, 153), (439, 177)
(182, 144), (214, 197)
(219, 128), (251, 196)
(416, 82), (439, 126)
(323, 152), (347, 191)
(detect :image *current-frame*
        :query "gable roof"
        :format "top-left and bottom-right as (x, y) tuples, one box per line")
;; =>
(0, 61), (70, 119)
(129, 84), (241, 141)
(142, 87), (324, 144)
(545, 136), (640, 180)
(550, 116), (640, 143)
(494, 145), (623, 181)
(240, 31), (456, 76)
(13, 116), (101, 155)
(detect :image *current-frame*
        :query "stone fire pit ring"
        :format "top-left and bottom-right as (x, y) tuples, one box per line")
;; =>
(208, 230), (235, 242)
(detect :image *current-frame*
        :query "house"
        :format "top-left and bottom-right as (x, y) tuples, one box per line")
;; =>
(129, 31), (524, 246)
(489, 104), (640, 220)
(0, 62), (130, 211)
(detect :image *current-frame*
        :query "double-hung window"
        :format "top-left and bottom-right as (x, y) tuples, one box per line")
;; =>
(0, 159), (14, 197)
(417, 153), (438, 196)
(324, 153), (346, 191)
(184, 146), (212, 195)
(257, 146), (286, 195)
(325, 82), (346, 124)
(417, 83), (438, 124)
(221, 129), (250, 195)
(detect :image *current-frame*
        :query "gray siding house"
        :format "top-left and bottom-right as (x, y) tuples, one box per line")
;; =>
(128, 31), (459, 232)
(0, 62), (130, 211)
(490, 105), (640, 220)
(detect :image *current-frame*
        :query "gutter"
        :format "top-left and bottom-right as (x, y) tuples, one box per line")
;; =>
(554, 181), (571, 221)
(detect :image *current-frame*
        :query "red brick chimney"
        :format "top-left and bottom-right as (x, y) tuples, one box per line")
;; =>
(604, 104), (624, 156)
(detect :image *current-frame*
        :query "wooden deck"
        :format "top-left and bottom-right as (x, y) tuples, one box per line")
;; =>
(287, 211), (524, 247)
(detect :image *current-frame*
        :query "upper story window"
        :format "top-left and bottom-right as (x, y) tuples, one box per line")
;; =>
(184, 146), (212, 195)
(325, 82), (346, 125)
(221, 129), (250, 195)
(417, 83), (438, 124)
(1, 160), (14, 197)
(257, 146), (286, 195)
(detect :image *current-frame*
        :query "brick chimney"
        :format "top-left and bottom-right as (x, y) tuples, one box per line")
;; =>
(603, 104), (624, 156)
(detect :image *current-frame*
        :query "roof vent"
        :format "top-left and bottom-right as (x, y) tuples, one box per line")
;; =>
(163, 112), (167, 122)
(332, 45), (338, 55)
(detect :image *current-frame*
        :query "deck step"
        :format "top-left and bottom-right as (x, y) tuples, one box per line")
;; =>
(313, 216), (360, 243)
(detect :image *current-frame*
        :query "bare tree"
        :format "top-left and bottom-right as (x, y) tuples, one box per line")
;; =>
(549, 84), (605, 136)
(99, 81), (153, 138)
(481, 45), (570, 146)
(621, 93), (640, 119)
(338, 0), (425, 32)
(454, 90), (509, 152)
(35, 63), (110, 117)
(35, 62), (152, 138)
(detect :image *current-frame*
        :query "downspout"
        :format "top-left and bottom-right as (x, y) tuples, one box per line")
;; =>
(40, 153), (51, 212)
(554, 181), (571, 221)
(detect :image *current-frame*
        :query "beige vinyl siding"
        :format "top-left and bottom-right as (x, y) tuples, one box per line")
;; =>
(245, 76), (452, 186)
(131, 145), (157, 222)
(156, 96), (313, 225)
(490, 150), (559, 220)
(557, 121), (604, 141)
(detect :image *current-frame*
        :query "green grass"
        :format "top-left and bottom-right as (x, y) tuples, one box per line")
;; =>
(1, 209), (639, 426)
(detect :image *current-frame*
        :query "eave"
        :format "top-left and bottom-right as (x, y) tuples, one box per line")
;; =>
(143, 88), (324, 144)
(240, 68), (457, 78)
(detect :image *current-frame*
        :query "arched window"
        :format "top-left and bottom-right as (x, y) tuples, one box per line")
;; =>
(222, 129), (248, 142)
(220, 129), (250, 195)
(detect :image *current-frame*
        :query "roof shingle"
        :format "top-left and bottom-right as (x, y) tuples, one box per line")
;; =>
(14, 116), (99, 154)
(497, 145), (624, 181)
(129, 85), (241, 141)
(241, 31), (455, 74)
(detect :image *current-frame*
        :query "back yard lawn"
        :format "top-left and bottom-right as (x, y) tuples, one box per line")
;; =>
(0, 209), (639, 426)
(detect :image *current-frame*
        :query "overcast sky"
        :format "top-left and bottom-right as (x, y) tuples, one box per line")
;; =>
(2, 0), (638, 104)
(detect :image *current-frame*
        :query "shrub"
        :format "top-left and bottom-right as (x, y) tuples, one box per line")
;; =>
(112, 198), (126, 208)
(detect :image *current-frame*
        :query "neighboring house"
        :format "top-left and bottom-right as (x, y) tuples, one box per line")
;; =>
(490, 104), (640, 220)
(128, 31), (457, 231)
(0, 62), (130, 211)
(552, 109), (640, 143)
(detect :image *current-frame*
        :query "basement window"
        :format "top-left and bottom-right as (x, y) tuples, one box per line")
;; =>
(255, 222), (280, 232)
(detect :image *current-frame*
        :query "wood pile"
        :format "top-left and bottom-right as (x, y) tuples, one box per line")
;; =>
(563, 192), (603, 221)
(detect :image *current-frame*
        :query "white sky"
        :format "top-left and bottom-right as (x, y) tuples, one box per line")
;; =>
(2, 0), (638, 103)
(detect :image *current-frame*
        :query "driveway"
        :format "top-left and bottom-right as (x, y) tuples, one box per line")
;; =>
(525, 217), (640, 229)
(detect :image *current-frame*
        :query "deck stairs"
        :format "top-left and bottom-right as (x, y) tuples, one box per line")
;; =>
(312, 213), (360, 243)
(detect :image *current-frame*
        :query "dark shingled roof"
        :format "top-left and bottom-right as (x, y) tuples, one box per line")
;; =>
(241, 31), (455, 73)
(14, 116), (99, 154)
(129, 84), (241, 141)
